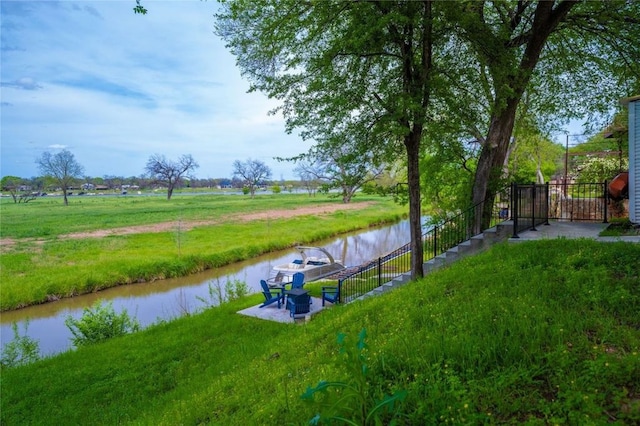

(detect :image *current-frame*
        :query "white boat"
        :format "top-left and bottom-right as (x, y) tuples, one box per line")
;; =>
(267, 246), (345, 286)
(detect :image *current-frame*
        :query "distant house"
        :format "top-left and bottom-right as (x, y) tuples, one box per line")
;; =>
(622, 95), (640, 223)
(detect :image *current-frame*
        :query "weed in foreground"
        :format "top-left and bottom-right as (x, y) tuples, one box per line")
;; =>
(302, 328), (407, 425)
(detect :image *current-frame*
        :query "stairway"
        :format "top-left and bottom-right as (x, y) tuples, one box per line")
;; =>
(352, 221), (514, 302)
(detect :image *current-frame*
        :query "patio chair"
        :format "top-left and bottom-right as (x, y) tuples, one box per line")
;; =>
(286, 272), (310, 304)
(259, 280), (285, 308)
(321, 285), (339, 306)
(291, 272), (305, 289)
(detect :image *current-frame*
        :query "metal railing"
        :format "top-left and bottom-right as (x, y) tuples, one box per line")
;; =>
(336, 187), (510, 303)
(510, 181), (608, 238)
(334, 181), (609, 303)
(547, 182), (608, 222)
(335, 243), (412, 303)
(511, 183), (550, 237)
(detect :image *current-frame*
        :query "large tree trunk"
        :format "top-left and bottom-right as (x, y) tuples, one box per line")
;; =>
(471, 99), (519, 232)
(406, 129), (424, 280)
(470, 1), (576, 233)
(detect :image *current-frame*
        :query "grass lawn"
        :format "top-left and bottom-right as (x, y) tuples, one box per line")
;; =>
(600, 218), (640, 236)
(0, 194), (407, 310)
(2, 239), (638, 424)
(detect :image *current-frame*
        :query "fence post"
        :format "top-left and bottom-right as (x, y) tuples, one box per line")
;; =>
(603, 181), (609, 224)
(338, 279), (342, 304)
(511, 183), (519, 238)
(377, 257), (382, 287)
(531, 183), (538, 231)
(433, 226), (438, 258)
(544, 182), (550, 225)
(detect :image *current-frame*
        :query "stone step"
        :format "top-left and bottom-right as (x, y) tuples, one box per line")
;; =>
(423, 258), (443, 274)
(470, 233), (486, 248)
(457, 240), (473, 252)
(440, 251), (457, 264)
(350, 222), (515, 304)
(392, 273), (411, 286)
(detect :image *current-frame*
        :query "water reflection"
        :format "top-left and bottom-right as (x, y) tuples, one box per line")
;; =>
(1, 220), (412, 356)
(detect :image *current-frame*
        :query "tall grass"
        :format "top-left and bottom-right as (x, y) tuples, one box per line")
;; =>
(2, 240), (638, 424)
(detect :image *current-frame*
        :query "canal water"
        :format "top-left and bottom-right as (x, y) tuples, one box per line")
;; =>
(1, 220), (412, 357)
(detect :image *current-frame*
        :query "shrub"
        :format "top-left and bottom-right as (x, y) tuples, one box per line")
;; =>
(0, 322), (40, 368)
(65, 301), (140, 347)
(197, 278), (249, 308)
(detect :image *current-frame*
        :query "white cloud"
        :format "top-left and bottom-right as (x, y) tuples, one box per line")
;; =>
(0, 1), (312, 180)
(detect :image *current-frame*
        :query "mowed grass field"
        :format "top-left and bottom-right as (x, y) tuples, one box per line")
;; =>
(0, 193), (407, 311)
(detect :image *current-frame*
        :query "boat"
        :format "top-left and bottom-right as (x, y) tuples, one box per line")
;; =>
(267, 246), (346, 286)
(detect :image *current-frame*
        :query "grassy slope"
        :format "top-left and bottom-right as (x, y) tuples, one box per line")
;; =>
(2, 240), (639, 424)
(0, 195), (405, 310)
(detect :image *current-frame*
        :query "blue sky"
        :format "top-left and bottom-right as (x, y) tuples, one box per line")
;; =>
(1, 0), (311, 180)
(2, 1), (597, 182)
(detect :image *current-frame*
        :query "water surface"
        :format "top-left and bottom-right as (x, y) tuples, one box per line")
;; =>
(1, 220), (412, 356)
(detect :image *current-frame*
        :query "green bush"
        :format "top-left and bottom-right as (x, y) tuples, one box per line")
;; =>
(0, 322), (40, 368)
(65, 301), (140, 347)
(197, 278), (249, 308)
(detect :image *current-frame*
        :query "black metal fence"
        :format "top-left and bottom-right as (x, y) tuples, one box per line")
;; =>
(547, 182), (608, 222)
(511, 183), (550, 237)
(333, 181), (609, 303)
(334, 243), (412, 303)
(336, 188), (509, 303)
(510, 181), (607, 238)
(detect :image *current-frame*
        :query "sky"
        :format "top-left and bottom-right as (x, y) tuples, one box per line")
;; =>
(1, 0), (312, 181)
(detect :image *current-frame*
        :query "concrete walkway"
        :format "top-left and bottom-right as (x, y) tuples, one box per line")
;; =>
(510, 220), (640, 243)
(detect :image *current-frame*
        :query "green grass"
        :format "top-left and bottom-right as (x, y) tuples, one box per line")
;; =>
(0, 193), (375, 239)
(0, 194), (406, 310)
(2, 240), (638, 424)
(600, 218), (640, 236)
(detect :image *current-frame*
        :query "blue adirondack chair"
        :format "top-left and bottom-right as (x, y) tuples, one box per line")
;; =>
(286, 272), (310, 305)
(259, 280), (284, 308)
(322, 285), (339, 306)
(290, 272), (305, 289)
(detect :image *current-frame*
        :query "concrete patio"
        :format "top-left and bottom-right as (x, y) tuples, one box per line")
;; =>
(237, 296), (331, 323)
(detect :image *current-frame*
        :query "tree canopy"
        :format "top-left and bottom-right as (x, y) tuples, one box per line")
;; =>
(36, 149), (84, 206)
(215, 0), (639, 278)
(446, 0), (639, 229)
(1, 176), (39, 204)
(232, 158), (272, 198)
(144, 154), (199, 200)
(217, 0), (443, 277)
